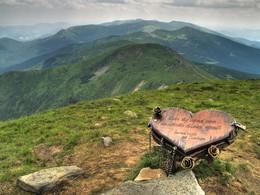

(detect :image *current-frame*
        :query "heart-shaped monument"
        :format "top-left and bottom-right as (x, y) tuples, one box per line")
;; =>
(149, 108), (236, 156)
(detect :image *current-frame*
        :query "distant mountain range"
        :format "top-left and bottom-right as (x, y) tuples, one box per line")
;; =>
(0, 20), (259, 75)
(0, 19), (259, 121)
(0, 22), (72, 41)
(215, 28), (260, 44)
(232, 38), (260, 49)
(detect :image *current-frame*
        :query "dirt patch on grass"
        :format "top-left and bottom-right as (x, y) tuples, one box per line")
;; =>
(199, 176), (247, 195)
(133, 80), (146, 92)
(4, 129), (259, 195)
(47, 129), (149, 194)
(34, 145), (62, 166)
(90, 66), (110, 81)
(44, 129), (259, 195)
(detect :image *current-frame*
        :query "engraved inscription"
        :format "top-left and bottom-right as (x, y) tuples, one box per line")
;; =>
(173, 130), (205, 141)
(151, 108), (235, 151)
(161, 118), (221, 132)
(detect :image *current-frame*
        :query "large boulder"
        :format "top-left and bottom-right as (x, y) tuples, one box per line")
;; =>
(17, 166), (84, 194)
(104, 170), (205, 195)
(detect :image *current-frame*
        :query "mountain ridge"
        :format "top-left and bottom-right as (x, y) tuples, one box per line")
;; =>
(101, 26), (260, 74)
(1, 20), (259, 75)
(0, 43), (219, 121)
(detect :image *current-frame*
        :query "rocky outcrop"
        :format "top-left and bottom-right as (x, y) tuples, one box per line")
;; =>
(17, 166), (84, 194)
(104, 170), (205, 195)
(134, 167), (167, 181)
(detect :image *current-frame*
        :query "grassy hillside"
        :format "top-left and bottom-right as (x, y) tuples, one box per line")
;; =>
(0, 43), (219, 121)
(1, 39), (134, 72)
(197, 63), (260, 80)
(99, 27), (260, 74)
(160, 27), (260, 74)
(0, 79), (259, 194)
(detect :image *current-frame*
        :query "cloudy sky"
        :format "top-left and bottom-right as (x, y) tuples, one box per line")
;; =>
(0, 0), (259, 29)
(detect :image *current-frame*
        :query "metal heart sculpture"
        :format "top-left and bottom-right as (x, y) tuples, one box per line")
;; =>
(149, 108), (236, 156)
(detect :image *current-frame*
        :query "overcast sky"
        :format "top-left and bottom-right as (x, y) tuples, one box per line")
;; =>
(0, 0), (259, 29)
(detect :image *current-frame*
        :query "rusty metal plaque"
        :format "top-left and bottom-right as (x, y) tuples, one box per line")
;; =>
(149, 108), (236, 156)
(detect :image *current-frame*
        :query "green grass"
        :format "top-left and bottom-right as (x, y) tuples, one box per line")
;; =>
(142, 25), (160, 33)
(0, 79), (259, 193)
(193, 159), (236, 186)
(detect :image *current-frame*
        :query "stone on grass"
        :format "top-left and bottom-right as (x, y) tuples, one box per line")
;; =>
(134, 167), (167, 181)
(124, 110), (138, 118)
(17, 166), (84, 194)
(102, 136), (113, 147)
(104, 170), (205, 195)
(158, 84), (168, 90)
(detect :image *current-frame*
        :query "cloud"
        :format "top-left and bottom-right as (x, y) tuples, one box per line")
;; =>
(0, 0), (53, 8)
(162, 0), (260, 9)
(1, 0), (259, 10)
(0, 0), (131, 9)
(89, 0), (129, 4)
(0, 0), (259, 29)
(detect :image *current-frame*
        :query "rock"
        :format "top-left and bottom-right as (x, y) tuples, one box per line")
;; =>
(134, 167), (167, 181)
(158, 84), (168, 90)
(101, 116), (109, 120)
(104, 170), (205, 195)
(124, 110), (138, 118)
(17, 166), (84, 194)
(102, 136), (112, 147)
(95, 122), (103, 127)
